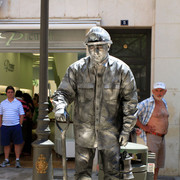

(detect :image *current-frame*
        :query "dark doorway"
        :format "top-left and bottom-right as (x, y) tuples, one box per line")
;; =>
(106, 29), (151, 102)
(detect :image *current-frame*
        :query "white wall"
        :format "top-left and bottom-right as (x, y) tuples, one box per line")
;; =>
(0, 53), (19, 86)
(153, 0), (180, 176)
(0, 53), (32, 89)
(0, 0), (154, 27)
(0, 53), (33, 96)
(19, 54), (33, 90)
(54, 53), (78, 81)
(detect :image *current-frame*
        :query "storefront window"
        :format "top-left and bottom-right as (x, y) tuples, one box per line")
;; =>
(0, 29), (86, 100)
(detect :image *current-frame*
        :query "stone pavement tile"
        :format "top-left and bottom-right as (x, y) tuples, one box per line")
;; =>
(0, 167), (32, 180)
(0, 168), (99, 180)
(174, 177), (180, 180)
(0, 167), (179, 180)
(54, 169), (98, 180)
(158, 176), (180, 180)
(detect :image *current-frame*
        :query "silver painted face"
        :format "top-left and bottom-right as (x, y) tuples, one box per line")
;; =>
(88, 44), (109, 63)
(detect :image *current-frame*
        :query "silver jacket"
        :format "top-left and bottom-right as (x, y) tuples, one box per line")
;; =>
(53, 55), (138, 149)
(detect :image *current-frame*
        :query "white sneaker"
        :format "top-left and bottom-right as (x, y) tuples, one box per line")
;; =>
(15, 160), (21, 168)
(0, 160), (10, 167)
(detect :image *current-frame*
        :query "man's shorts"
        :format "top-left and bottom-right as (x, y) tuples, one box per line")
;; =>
(1, 124), (24, 146)
(147, 133), (165, 168)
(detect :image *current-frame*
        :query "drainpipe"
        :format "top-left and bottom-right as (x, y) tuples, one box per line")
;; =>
(32, 0), (54, 179)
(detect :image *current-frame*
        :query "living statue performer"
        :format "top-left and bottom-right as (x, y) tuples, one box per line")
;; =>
(53, 26), (138, 180)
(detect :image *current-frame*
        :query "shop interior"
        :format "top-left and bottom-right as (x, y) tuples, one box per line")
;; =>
(0, 52), (86, 168)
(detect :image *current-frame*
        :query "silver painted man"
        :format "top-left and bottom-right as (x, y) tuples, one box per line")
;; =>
(53, 26), (138, 180)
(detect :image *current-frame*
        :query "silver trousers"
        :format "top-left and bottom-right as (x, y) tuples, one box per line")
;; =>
(74, 143), (120, 180)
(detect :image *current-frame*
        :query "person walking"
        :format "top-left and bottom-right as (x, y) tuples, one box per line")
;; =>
(0, 86), (24, 168)
(53, 26), (138, 179)
(136, 82), (169, 180)
(15, 90), (31, 156)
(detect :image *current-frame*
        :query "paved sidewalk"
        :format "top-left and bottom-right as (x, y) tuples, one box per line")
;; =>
(0, 168), (98, 180)
(158, 176), (180, 180)
(0, 167), (180, 180)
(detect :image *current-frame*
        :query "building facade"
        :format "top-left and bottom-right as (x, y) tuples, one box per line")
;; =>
(0, 0), (179, 176)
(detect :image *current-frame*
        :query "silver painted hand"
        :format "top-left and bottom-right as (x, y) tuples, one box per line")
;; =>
(55, 109), (66, 122)
(119, 132), (129, 146)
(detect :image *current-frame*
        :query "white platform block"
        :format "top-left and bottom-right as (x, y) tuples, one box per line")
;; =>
(55, 138), (75, 158)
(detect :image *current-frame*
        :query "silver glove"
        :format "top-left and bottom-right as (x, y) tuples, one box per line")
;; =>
(119, 131), (129, 147)
(55, 109), (66, 122)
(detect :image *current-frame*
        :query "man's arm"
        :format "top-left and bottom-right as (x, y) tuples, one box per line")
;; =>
(136, 118), (145, 130)
(119, 67), (138, 146)
(18, 101), (25, 126)
(52, 66), (76, 121)
(136, 118), (155, 133)
(20, 115), (24, 126)
(0, 115), (2, 127)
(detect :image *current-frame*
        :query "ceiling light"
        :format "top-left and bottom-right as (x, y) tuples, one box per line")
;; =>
(33, 53), (40, 56)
